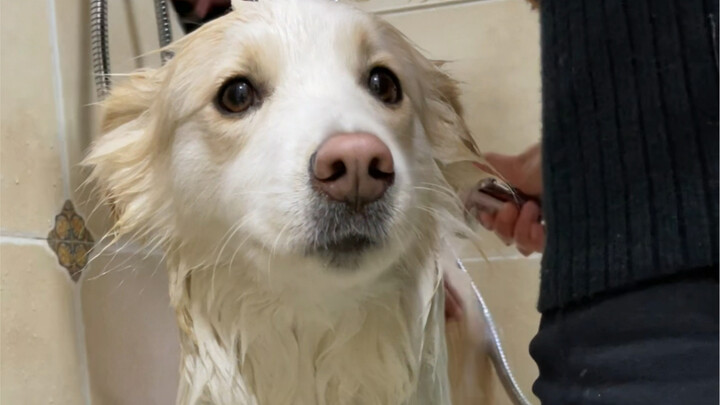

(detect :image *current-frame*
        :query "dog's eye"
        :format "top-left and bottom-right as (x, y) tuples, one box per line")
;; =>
(368, 67), (402, 105)
(217, 78), (257, 114)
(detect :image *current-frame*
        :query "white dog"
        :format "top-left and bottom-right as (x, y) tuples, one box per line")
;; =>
(85, 0), (486, 403)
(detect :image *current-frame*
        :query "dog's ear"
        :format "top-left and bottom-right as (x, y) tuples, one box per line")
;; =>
(423, 61), (481, 161)
(84, 68), (170, 239)
(374, 19), (483, 192)
(416, 58), (484, 194)
(100, 69), (164, 133)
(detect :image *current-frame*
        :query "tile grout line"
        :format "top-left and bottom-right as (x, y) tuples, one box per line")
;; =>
(0, 235), (48, 246)
(0, 232), (162, 258)
(46, 0), (72, 202)
(374, 0), (507, 16)
(45, 3), (89, 399)
(72, 279), (92, 405)
(461, 252), (543, 263)
(1, 232), (534, 264)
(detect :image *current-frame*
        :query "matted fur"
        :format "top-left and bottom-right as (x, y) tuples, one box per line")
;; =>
(85, 1), (483, 404)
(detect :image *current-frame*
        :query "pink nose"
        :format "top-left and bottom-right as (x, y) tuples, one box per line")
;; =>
(311, 133), (395, 207)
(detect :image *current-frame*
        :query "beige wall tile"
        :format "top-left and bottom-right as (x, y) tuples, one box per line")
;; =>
(0, 0), (65, 235)
(383, 0), (541, 156)
(81, 248), (180, 405)
(108, 0), (162, 73)
(463, 257), (541, 404)
(0, 243), (86, 404)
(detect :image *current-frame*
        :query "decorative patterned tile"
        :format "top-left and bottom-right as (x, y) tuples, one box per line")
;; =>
(47, 200), (94, 281)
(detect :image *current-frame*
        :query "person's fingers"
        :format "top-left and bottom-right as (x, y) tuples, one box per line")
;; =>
(514, 201), (541, 251)
(517, 246), (533, 257)
(444, 279), (463, 322)
(478, 211), (495, 230)
(475, 143), (543, 197)
(493, 203), (518, 245)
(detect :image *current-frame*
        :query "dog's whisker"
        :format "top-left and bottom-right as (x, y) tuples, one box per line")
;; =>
(210, 216), (252, 269)
(228, 233), (254, 277)
(266, 220), (294, 284)
(86, 252), (138, 281)
(412, 186), (459, 206)
(210, 218), (251, 293)
(414, 183), (459, 200)
(148, 251), (166, 280)
(230, 190), (286, 197)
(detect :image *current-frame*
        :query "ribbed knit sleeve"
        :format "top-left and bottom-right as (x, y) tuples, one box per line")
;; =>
(538, 0), (719, 311)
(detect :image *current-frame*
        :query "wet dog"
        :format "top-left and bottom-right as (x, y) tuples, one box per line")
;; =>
(85, 0), (484, 403)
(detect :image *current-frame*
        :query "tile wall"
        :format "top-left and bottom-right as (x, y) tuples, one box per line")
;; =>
(1, 0), (88, 403)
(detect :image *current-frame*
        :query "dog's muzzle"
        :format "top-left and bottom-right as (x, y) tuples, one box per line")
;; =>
(306, 132), (396, 264)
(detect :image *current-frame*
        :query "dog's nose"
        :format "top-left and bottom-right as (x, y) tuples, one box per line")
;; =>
(311, 133), (394, 207)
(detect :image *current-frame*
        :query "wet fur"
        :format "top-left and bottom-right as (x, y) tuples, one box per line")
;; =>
(85, 1), (483, 404)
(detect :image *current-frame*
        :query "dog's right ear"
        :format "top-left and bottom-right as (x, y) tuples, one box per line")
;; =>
(100, 69), (164, 133)
(84, 68), (170, 239)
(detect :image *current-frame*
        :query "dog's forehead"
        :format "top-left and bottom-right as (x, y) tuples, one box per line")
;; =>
(166, 0), (416, 112)
(225, 1), (379, 54)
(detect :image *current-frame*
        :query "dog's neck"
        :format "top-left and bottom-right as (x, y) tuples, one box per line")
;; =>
(167, 240), (451, 405)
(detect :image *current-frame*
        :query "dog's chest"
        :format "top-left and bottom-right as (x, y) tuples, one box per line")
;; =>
(176, 264), (451, 405)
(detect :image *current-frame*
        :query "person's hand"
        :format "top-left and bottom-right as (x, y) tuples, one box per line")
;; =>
(444, 278), (463, 322)
(470, 143), (545, 256)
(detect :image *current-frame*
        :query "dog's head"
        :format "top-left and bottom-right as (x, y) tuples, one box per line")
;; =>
(86, 0), (480, 289)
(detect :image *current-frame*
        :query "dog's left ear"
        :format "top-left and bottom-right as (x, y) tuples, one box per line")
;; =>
(374, 18), (484, 202)
(415, 58), (484, 193)
(375, 19), (483, 192)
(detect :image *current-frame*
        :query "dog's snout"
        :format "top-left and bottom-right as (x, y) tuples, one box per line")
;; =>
(311, 133), (395, 207)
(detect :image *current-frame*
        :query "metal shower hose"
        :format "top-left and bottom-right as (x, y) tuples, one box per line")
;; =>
(90, 0), (173, 100)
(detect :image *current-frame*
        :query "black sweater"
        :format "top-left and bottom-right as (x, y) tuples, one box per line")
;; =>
(539, 0), (719, 311)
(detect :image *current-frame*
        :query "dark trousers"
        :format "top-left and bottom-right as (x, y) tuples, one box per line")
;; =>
(530, 267), (719, 405)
